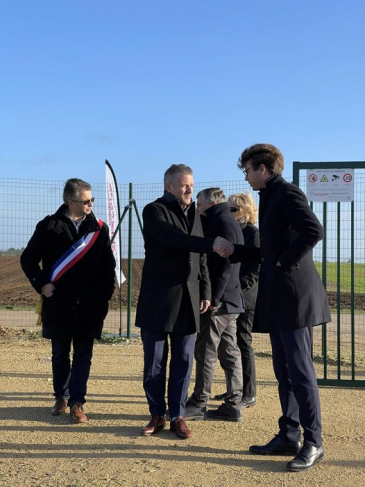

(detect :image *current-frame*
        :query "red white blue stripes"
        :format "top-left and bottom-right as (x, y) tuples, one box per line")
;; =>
(49, 220), (102, 283)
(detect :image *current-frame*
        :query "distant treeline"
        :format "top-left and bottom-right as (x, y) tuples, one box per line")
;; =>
(0, 248), (24, 256)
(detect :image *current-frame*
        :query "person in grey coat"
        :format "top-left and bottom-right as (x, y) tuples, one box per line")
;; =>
(215, 144), (331, 472)
(214, 192), (260, 409)
(185, 188), (244, 422)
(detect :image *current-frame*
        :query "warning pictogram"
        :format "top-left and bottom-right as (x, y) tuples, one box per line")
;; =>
(343, 173), (352, 183)
(306, 168), (354, 202)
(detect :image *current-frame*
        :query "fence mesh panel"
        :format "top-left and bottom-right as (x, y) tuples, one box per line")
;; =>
(1, 172), (364, 383)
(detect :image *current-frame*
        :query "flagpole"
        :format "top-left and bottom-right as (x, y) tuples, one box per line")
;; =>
(105, 159), (124, 336)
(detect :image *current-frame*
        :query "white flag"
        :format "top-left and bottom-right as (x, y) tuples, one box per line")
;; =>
(105, 160), (126, 286)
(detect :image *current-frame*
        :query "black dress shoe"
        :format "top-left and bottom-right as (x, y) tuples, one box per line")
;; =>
(184, 403), (206, 421)
(249, 436), (302, 455)
(286, 444), (325, 471)
(240, 396), (256, 409)
(213, 392), (228, 401)
(206, 403), (242, 422)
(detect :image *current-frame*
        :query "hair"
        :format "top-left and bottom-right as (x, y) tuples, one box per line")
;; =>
(63, 178), (92, 204)
(228, 192), (258, 224)
(237, 143), (284, 176)
(164, 164), (193, 185)
(196, 187), (226, 204)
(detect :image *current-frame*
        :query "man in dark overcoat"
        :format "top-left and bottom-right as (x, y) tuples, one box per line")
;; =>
(215, 144), (331, 472)
(21, 178), (116, 423)
(135, 164), (213, 439)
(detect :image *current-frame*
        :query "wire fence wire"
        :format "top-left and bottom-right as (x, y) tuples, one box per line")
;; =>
(1, 173), (364, 383)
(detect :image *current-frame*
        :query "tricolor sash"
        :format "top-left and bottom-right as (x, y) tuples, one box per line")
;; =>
(49, 220), (103, 283)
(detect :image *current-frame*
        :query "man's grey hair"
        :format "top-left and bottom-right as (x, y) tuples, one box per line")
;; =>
(164, 164), (193, 185)
(63, 178), (92, 204)
(196, 187), (226, 203)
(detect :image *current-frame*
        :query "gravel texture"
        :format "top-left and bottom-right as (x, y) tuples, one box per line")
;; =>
(0, 333), (364, 487)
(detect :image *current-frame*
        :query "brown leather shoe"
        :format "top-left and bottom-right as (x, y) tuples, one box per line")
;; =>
(141, 415), (166, 436)
(70, 403), (88, 423)
(51, 398), (68, 416)
(170, 416), (192, 439)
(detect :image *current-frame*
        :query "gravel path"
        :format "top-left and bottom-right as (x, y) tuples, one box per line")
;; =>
(0, 336), (364, 487)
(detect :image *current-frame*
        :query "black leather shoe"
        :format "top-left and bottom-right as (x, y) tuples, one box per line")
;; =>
(249, 436), (302, 455)
(240, 396), (256, 409)
(286, 444), (325, 471)
(184, 403), (206, 421)
(206, 403), (242, 422)
(213, 392), (228, 401)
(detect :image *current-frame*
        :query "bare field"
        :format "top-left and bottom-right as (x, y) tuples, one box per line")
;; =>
(1, 256), (365, 310)
(0, 333), (364, 487)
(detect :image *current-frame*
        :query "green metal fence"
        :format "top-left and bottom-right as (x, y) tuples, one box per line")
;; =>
(293, 162), (365, 387)
(1, 168), (364, 387)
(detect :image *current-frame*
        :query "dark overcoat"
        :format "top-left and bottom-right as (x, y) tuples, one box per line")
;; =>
(203, 203), (244, 309)
(20, 205), (116, 340)
(135, 194), (212, 333)
(232, 175), (331, 332)
(239, 222), (260, 311)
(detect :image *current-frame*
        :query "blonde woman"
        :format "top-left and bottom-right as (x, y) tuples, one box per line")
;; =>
(214, 192), (260, 408)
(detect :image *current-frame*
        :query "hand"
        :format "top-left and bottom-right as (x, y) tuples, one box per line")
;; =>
(200, 299), (211, 314)
(213, 236), (234, 257)
(41, 282), (55, 298)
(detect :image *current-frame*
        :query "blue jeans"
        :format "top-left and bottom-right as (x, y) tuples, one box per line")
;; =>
(51, 337), (94, 407)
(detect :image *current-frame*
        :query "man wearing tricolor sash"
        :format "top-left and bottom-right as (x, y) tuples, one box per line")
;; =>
(21, 178), (116, 423)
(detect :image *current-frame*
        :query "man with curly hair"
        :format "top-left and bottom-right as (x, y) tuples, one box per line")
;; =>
(215, 144), (331, 472)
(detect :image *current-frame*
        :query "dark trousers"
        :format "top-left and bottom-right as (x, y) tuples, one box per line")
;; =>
(51, 337), (94, 407)
(236, 310), (256, 398)
(141, 329), (196, 419)
(270, 327), (322, 447)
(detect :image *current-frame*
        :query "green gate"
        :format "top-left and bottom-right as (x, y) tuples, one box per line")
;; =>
(293, 162), (365, 387)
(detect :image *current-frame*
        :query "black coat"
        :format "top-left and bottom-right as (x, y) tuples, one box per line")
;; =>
(240, 222), (260, 311)
(135, 194), (212, 333)
(203, 203), (244, 310)
(20, 205), (116, 340)
(232, 175), (331, 332)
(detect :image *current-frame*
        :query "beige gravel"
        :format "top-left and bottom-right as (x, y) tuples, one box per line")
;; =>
(0, 335), (364, 487)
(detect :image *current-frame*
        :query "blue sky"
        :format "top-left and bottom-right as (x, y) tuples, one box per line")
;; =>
(1, 1), (364, 186)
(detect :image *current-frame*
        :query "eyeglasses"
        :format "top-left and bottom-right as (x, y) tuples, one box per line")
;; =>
(230, 207), (239, 213)
(243, 165), (253, 177)
(71, 197), (95, 205)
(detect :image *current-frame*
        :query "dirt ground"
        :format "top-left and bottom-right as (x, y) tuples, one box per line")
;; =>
(1, 255), (364, 310)
(0, 332), (364, 487)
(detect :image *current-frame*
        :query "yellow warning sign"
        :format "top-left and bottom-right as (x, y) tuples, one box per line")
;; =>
(320, 175), (328, 182)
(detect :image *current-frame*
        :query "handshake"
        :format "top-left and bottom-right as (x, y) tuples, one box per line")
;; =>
(213, 237), (234, 257)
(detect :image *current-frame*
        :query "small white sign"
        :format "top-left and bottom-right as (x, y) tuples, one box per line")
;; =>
(306, 169), (354, 202)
